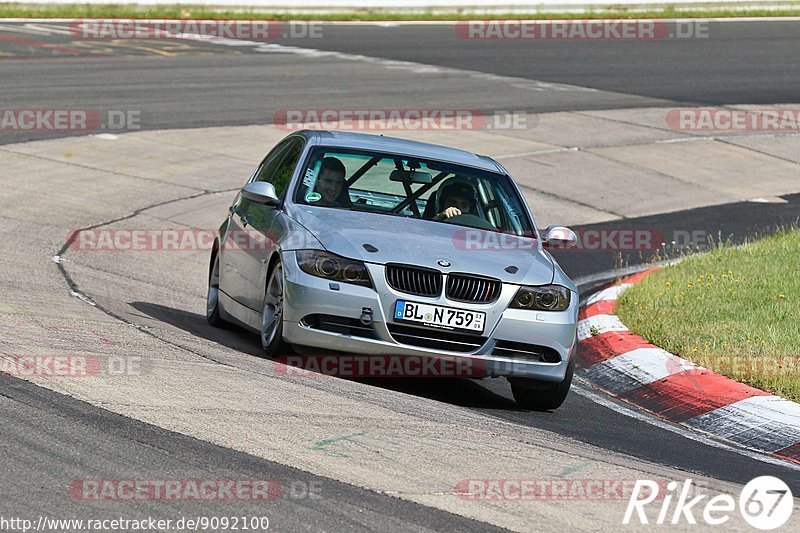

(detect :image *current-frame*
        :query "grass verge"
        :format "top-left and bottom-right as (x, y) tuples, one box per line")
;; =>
(616, 229), (800, 401)
(1, 3), (800, 20)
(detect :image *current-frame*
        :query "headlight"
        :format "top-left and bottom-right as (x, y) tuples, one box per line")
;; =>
(510, 285), (571, 311)
(296, 250), (372, 287)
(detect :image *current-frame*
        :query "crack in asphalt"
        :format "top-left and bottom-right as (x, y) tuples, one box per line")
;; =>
(716, 137), (800, 167)
(514, 181), (626, 218)
(584, 147), (744, 200)
(53, 187), (242, 370)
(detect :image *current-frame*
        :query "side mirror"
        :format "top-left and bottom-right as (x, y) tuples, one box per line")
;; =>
(241, 182), (280, 206)
(542, 225), (577, 249)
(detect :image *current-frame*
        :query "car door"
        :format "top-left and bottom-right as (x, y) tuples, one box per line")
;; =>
(222, 136), (304, 311)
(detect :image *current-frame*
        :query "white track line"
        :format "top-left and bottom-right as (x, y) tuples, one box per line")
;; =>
(685, 396), (800, 452)
(582, 347), (702, 394)
(572, 381), (800, 471)
(577, 313), (627, 340)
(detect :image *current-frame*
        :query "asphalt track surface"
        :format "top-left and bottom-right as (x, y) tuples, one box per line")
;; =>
(2, 20), (800, 144)
(0, 375), (504, 532)
(1, 20), (800, 531)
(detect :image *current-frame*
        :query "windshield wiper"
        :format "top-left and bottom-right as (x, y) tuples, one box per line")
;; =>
(346, 205), (417, 218)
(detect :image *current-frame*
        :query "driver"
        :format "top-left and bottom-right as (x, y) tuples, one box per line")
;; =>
(432, 181), (477, 221)
(314, 157), (350, 207)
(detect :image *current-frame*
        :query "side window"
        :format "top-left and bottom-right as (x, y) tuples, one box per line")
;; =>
(254, 137), (304, 199)
(253, 139), (291, 184)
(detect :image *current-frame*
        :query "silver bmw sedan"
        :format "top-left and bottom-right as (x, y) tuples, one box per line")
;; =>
(206, 130), (579, 410)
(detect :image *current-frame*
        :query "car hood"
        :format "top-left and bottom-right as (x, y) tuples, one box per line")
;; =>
(285, 205), (554, 285)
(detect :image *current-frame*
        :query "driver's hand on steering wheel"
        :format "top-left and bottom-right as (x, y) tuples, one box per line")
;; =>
(433, 207), (462, 221)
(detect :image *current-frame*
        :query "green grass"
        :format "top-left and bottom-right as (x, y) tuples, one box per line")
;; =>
(616, 229), (800, 401)
(1, 3), (800, 20)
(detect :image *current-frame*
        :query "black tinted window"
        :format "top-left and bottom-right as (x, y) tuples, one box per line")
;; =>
(254, 137), (304, 198)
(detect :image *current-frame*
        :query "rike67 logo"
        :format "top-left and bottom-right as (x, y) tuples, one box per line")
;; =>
(624, 476), (793, 529)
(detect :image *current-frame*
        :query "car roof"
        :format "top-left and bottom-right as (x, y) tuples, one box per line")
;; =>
(296, 130), (502, 173)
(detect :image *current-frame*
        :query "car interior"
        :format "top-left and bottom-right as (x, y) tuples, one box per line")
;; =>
(296, 149), (532, 236)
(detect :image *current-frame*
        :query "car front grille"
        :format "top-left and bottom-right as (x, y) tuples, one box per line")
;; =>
(385, 264), (442, 297)
(446, 274), (502, 304)
(492, 340), (562, 362)
(302, 314), (378, 339)
(387, 323), (484, 353)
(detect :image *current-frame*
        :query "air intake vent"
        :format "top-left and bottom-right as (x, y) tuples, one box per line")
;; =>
(385, 264), (442, 297)
(446, 274), (501, 303)
(302, 314), (378, 339)
(492, 340), (561, 362)
(387, 324), (484, 353)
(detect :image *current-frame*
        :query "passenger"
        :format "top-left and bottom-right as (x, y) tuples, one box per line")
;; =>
(432, 181), (478, 221)
(314, 157), (351, 207)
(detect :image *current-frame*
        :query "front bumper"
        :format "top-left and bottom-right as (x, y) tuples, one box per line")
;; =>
(280, 251), (578, 381)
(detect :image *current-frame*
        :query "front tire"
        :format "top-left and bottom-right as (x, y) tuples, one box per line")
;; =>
(509, 355), (575, 411)
(206, 249), (227, 328)
(261, 260), (290, 358)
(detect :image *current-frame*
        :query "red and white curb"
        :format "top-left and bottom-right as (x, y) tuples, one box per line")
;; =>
(577, 269), (800, 465)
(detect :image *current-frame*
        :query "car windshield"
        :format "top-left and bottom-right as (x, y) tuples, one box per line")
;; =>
(293, 147), (534, 236)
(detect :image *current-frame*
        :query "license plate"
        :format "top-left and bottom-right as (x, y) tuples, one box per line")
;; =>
(393, 300), (485, 334)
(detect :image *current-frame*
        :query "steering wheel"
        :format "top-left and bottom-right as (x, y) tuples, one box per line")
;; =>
(444, 213), (497, 231)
